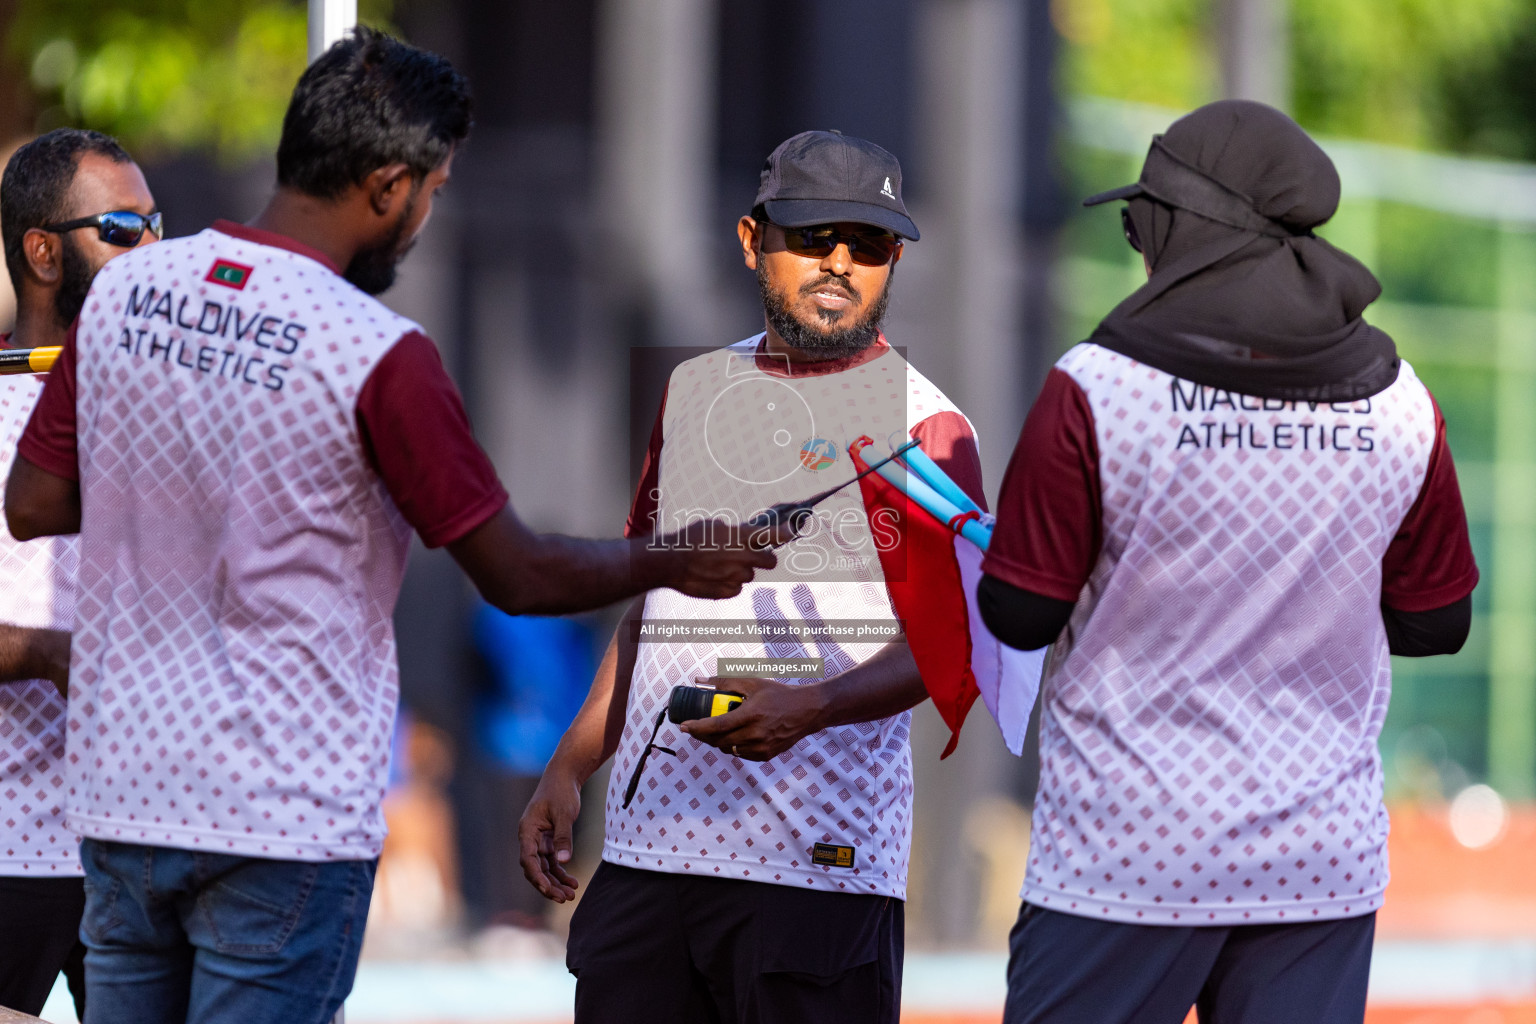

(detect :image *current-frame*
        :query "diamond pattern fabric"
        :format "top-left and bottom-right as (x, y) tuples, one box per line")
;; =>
(0, 373), (79, 874)
(604, 338), (969, 899)
(1025, 344), (1435, 924)
(65, 230), (416, 860)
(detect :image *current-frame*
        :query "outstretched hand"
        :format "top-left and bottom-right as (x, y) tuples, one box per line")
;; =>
(518, 766), (583, 903)
(663, 518), (793, 599)
(679, 675), (825, 760)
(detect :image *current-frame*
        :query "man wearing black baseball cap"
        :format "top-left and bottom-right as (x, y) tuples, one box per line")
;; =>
(754, 129), (920, 240)
(520, 131), (983, 1024)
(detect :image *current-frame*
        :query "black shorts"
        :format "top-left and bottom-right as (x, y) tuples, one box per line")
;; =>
(0, 874), (87, 1018)
(1004, 901), (1375, 1024)
(566, 861), (903, 1024)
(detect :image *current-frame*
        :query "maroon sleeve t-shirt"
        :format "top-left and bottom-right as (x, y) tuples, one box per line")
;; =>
(19, 322), (506, 549)
(983, 366), (1478, 611)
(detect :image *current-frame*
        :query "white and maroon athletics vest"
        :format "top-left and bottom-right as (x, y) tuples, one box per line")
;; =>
(604, 337), (972, 899)
(1026, 342), (1436, 925)
(0, 370), (79, 874)
(67, 227), (416, 860)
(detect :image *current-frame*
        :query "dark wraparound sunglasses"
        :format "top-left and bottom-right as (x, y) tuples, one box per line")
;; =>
(43, 210), (164, 248)
(1120, 206), (1142, 253)
(776, 222), (902, 267)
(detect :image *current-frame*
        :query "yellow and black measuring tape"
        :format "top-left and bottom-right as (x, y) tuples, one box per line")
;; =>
(0, 347), (60, 375)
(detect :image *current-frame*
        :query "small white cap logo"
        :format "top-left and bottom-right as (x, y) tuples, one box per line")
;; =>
(881, 176), (896, 199)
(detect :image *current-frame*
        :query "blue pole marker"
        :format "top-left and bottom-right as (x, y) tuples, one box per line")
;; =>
(900, 444), (982, 517)
(873, 459), (992, 550)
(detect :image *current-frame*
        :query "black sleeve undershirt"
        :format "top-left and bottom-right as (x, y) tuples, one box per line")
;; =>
(979, 574), (1473, 658)
(1381, 594), (1472, 657)
(978, 573), (1075, 652)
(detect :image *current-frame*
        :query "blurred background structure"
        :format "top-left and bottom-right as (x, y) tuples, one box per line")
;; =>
(7, 0), (1536, 1020)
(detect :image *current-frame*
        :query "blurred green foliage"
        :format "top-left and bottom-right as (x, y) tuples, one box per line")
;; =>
(1370, 205), (1503, 308)
(1052, 0), (1215, 111)
(1290, 0), (1521, 150)
(11, 0), (391, 163)
(18, 0), (1536, 162)
(1056, 0), (1536, 159)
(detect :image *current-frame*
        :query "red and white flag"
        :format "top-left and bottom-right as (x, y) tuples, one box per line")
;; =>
(850, 439), (1044, 757)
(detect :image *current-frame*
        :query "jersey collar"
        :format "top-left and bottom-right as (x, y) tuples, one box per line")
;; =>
(753, 333), (892, 378)
(211, 220), (342, 275)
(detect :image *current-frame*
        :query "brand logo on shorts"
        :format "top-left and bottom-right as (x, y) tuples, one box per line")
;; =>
(812, 842), (856, 868)
(206, 259), (254, 290)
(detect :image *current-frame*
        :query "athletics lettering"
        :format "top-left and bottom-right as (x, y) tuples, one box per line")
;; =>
(112, 326), (294, 392)
(1172, 417), (1378, 452)
(1168, 377), (1379, 454)
(114, 281), (308, 391)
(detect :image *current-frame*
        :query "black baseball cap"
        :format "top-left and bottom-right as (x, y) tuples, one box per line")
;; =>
(754, 130), (920, 241)
(1082, 136), (1303, 238)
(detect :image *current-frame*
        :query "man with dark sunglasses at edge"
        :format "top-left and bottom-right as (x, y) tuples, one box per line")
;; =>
(0, 127), (158, 1021)
(4, 29), (781, 1024)
(519, 131), (987, 1024)
(979, 101), (1479, 1023)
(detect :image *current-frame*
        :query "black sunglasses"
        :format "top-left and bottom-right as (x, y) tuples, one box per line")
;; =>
(43, 210), (164, 248)
(775, 222), (902, 267)
(1120, 207), (1142, 254)
(621, 708), (678, 809)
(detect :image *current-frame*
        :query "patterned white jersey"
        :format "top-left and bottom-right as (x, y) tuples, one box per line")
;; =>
(604, 337), (975, 899)
(0, 369), (79, 875)
(1019, 343), (1443, 925)
(62, 226), (418, 860)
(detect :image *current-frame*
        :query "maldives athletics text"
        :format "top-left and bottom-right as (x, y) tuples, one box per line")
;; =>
(1170, 378), (1376, 453)
(115, 284), (302, 392)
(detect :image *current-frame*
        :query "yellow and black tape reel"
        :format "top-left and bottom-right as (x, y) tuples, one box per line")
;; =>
(0, 346), (61, 375)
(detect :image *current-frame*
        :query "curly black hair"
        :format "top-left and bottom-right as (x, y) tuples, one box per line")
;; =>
(277, 26), (473, 200)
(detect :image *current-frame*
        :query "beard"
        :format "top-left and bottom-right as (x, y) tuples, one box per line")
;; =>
(756, 263), (892, 360)
(54, 234), (96, 329)
(344, 195), (419, 296)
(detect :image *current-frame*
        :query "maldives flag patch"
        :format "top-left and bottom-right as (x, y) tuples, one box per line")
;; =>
(206, 258), (254, 290)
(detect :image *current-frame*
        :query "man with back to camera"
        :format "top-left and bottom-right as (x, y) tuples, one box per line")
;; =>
(978, 101), (1478, 1023)
(4, 29), (778, 1024)
(0, 127), (159, 1020)
(519, 130), (988, 1024)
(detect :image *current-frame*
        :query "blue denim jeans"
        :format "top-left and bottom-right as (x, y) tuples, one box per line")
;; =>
(78, 838), (375, 1024)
